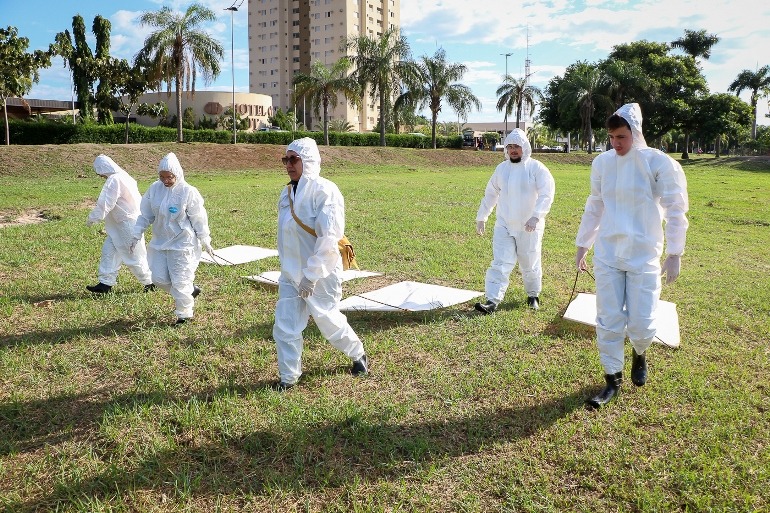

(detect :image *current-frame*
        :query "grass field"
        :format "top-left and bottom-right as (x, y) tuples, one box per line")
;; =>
(1, 146), (769, 512)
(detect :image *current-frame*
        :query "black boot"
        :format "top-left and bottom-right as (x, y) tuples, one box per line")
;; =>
(526, 296), (540, 311)
(86, 282), (112, 294)
(474, 300), (497, 314)
(586, 372), (623, 410)
(192, 285), (201, 298)
(351, 354), (369, 376)
(631, 349), (647, 386)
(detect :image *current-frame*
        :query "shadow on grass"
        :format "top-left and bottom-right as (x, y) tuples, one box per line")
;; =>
(6, 385), (590, 510)
(0, 318), (155, 349)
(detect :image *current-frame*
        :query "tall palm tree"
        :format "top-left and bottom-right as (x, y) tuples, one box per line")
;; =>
(344, 27), (412, 146)
(137, 3), (223, 143)
(602, 60), (649, 109)
(293, 58), (359, 145)
(671, 29), (720, 64)
(728, 65), (770, 140)
(399, 48), (480, 149)
(559, 62), (611, 153)
(496, 75), (541, 130)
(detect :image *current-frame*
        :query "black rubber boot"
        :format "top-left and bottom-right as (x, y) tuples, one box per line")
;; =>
(192, 285), (201, 298)
(526, 296), (540, 310)
(474, 300), (497, 314)
(86, 282), (112, 294)
(586, 372), (623, 410)
(631, 349), (647, 386)
(351, 354), (369, 376)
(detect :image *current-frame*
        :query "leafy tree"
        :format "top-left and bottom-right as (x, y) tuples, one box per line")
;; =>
(399, 48), (480, 149)
(344, 27), (412, 146)
(694, 93), (752, 157)
(293, 58), (359, 145)
(671, 29), (720, 63)
(328, 118), (354, 132)
(103, 56), (159, 143)
(0, 26), (52, 144)
(600, 60), (650, 109)
(54, 16), (96, 122)
(137, 3), (224, 142)
(136, 101), (167, 121)
(269, 106), (301, 130)
(182, 106), (196, 129)
(728, 65), (770, 140)
(92, 15), (114, 124)
(218, 106), (249, 131)
(496, 75), (541, 130)
(558, 61), (611, 152)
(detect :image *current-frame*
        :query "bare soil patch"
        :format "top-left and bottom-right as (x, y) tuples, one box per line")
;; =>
(0, 209), (50, 228)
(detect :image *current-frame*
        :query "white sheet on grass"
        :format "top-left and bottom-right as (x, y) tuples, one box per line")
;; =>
(243, 269), (382, 286)
(563, 292), (680, 348)
(338, 281), (483, 312)
(201, 245), (278, 265)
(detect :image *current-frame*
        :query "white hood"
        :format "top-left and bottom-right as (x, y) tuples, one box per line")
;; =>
(158, 152), (186, 183)
(615, 103), (647, 150)
(93, 154), (125, 177)
(287, 137), (321, 181)
(503, 128), (532, 161)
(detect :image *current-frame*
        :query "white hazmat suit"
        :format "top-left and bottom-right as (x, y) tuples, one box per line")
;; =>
(134, 153), (212, 321)
(87, 155), (153, 288)
(575, 103), (689, 375)
(273, 137), (366, 385)
(476, 128), (556, 304)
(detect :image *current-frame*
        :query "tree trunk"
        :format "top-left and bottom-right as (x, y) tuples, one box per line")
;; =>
(378, 87), (386, 147)
(431, 110), (438, 149)
(323, 96), (329, 146)
(125, 118), (130, 144)
(3, 101), (9, 145)
(175, 74), (183, 143)
(681, 132), (690, 159)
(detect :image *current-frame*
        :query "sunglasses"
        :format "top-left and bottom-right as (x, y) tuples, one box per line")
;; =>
(281, 155), (301, 165)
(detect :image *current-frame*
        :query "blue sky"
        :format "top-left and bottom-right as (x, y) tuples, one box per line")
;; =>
(7, 0), (770, 125)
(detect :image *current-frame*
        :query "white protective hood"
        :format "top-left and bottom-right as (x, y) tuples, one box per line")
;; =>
(287, 137), (321, 182)
(503, 128), (532, 161)
(93, 154), (124, 177)
(615, 103), (648, 150)
(158, 152), (186, 183)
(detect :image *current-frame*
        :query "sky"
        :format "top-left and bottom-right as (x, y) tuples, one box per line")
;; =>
(6, 0), (770, 126)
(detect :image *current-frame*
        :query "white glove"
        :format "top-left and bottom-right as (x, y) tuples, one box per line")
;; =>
(298, 276), (316, 298)
(476, 220), (486, 235)
(524, 216), (539, 232)
(576, 246), (589, 271)
(203, 242), (215, 256)
(129, 238), (140, 254)
(661, 254), (681, 284)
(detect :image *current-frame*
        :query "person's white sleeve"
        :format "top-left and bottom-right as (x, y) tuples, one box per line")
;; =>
(87, 177), (119, 225)
(658, 157), (689, 256)
(304, 189), (344, 282)
(476, 170), (501, 222)
(532, 162), (556, 219)
(575, 162), (604, 249)
(133, 189), (154, 238)
(187, 189), (212, 247)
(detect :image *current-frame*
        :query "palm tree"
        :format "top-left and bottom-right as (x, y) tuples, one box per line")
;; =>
(671, 29), (720, 64)
(399, 48), (480, 149)
(137, 3), (223, 143)
(496, 75), (541, 130)
(328, 118), (355, 133)
(344, 27), (412, 146)
(728, 66), (770, 140)
(559, 63), (611, 153)
(293, 58), (359, 145)
(602, 60), (649, 109)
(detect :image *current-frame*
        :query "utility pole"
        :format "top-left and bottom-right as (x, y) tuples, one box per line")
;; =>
(501, 52), (512, 137)
(225, 1), (242, 143)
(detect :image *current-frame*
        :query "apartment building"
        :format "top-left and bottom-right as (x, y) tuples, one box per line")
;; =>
(248, 0), (400, 132)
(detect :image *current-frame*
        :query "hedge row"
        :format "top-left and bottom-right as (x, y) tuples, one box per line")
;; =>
(4, 120), (462, 148)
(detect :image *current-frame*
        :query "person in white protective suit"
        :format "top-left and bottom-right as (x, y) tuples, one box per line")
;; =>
(474, 128), (556, 313)
(132, 153), (214, 325)
(575, 103), (689, 409)
(85, 155), (154, 294)
(272, 137), (368, 390)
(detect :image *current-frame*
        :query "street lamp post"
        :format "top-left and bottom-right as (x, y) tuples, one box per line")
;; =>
(225, 3), (239, 144)
(500, 52), (512, 138)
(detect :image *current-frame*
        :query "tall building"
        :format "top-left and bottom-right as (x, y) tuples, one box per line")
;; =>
(248, 0), (400, 132)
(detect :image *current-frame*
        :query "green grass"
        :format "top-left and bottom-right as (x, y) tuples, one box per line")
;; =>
(1, 152), (769, 512)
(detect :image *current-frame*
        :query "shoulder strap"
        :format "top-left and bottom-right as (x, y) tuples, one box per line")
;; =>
(287, 184), (317, 237)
